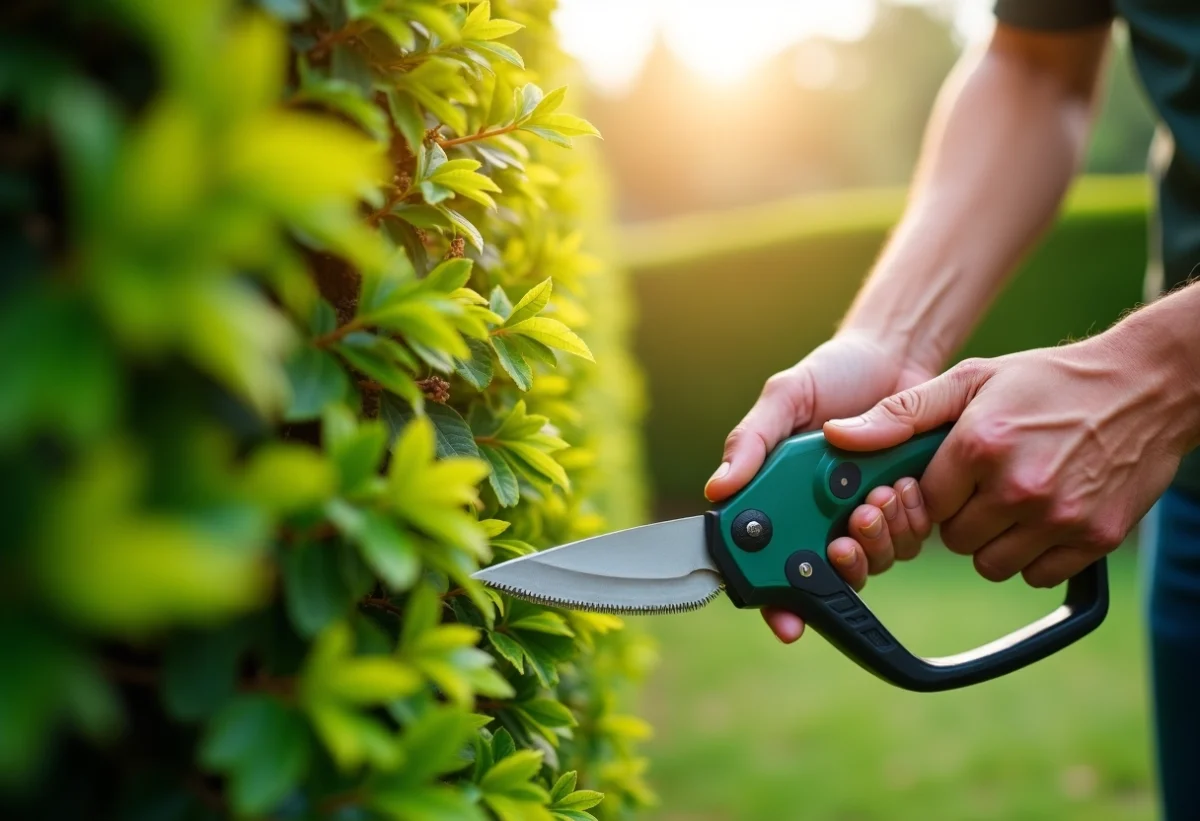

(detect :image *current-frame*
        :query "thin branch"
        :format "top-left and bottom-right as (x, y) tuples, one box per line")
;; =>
(360, 596), (405, 617)
(435, 122), (520, 149)
(313, 318), (365, 348)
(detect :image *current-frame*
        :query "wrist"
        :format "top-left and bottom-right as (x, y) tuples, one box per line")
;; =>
(1095, 301), (1200, 454)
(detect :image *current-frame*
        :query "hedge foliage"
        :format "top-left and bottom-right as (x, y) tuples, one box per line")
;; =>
(0, 0), (653, 818)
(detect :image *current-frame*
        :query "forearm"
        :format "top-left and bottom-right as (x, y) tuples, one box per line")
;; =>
(842, 24), (1110, 372)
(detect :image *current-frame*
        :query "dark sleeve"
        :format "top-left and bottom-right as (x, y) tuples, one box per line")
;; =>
(994, 0), (1115, 30)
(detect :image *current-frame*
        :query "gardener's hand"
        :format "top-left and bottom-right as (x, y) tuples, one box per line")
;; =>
(823, 333), (1198, 602)
(705, 331), (936, 642)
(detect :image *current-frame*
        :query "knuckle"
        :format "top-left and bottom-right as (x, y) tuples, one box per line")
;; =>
(761, 371), (792, 398)
(958, 419), (1014, 464)
(952, 357), (990, 386)
(1083, 519), (1125, 551)
(1021, 566), (1056, 589)
(973, 553), (1012, 583)
(1045, 499), (1086, 531)
(940, 526), (972, 556)
(1001, 469), (1056, 508)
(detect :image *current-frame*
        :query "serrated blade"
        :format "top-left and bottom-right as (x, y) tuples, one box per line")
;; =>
(471, 516), (725, 615)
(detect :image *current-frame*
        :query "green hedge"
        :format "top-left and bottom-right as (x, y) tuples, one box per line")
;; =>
(624, 176), (1150, 504)
(0, 1), (652, 819)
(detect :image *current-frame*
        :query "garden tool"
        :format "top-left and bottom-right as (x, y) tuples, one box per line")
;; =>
(472, 425), (1109, 692)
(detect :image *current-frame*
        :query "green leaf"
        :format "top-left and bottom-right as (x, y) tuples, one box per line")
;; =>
(553, 792), (603, 812)
(387, 89), (426, 152)
(324, 409), (388, 493)
(479, 519), (510, 537)
(425, 258), (474, 292)
(330, 43), (373, 95)
(371, 785), (486, 821)
(514, 83), (544, 122)
(285, 346), (349, 422)
(357, 510), (420, 590)
(504, 441), (569, 489)
(510, 334), (558, 368)
(381, 396), (479, 458)
(480, 444), (519, 507)
(491, 336), (532, 391)
(200, 695), (312, 815)
(481, 749), (545, 796)
(454, 338), (494, 391)
(461, 2), (524, 40)
(366, 10), (416, 50)
(162, 626), (245, 721)
(443, 208), (484, 250)
(466, 40), (524, 69)
(505, 318), (593, 361)
(529, 86), (567, 120)
(491, 727), (516, 762)
(520, 697), (577, 729)
(489, 286), (513, 320)
(520, 125), (572, 148)
(283, 541), (355, 637)
(508, 611), (572, 637)
(550, 771), (577, 804)
(396, 706), (478, 783)
(487, 631), (525, 671)
(505, 278), (552, 326)
(530, 114), (600, 139)
(393, 203), (452, 230)
(335, 333), (423, 404)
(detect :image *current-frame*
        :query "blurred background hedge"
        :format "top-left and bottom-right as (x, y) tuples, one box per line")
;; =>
(623, 176), (1149, 510)
(0, 1), (653, 819)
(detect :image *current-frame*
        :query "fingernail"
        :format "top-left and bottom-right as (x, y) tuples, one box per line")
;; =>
(829, 415), (867, 427)
(901, 480), (922, 510)
(881, 495), (899, 521)
(830, 544), (856, 567)
(861, 513), (883, 539)
(708, 462), (730, 485)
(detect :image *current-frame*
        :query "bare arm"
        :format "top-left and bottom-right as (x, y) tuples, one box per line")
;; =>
(844, 22), (1112, 372)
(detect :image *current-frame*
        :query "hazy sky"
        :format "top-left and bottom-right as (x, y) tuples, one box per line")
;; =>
(553, 0), (993, 93)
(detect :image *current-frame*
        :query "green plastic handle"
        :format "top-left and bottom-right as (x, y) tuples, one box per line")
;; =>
(704, 424), (1109, 692)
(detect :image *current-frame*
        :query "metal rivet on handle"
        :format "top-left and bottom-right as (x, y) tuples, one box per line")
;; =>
(745, 520), (763, 538)
(798, 562), (813, 578)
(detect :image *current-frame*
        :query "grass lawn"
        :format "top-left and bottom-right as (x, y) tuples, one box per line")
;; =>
(635, 544), (1152, 821)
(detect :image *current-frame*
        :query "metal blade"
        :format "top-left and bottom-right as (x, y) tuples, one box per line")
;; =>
(471, 516), (724, 615)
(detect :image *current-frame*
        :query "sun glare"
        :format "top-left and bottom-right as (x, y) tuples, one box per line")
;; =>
(554, 0), (992, 94)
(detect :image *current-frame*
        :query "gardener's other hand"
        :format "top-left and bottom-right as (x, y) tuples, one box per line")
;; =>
(824, 334), (1197, 599)
(705, 332), (935, 643)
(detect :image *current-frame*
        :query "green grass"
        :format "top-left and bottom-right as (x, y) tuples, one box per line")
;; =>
(636, 545), (1151, 821)
(623, 176), (1151, 505)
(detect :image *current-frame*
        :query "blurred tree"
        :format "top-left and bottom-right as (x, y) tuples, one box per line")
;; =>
(582, 1), (1155, 222)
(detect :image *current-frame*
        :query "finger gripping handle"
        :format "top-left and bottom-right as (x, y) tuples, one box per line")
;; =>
(707, 424), (1110, 692)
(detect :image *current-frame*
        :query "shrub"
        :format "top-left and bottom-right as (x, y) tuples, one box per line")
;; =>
(0, 1), (653, 818)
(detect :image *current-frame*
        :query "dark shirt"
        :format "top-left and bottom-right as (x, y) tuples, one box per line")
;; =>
(996, 0), (1200, 496)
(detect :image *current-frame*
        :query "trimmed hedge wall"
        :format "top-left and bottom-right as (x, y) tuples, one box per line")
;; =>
(624, 176), (1150, 506)
(0, 1), (651, 819)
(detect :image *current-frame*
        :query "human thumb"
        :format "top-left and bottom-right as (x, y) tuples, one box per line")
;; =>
(822, 364), (983, 451)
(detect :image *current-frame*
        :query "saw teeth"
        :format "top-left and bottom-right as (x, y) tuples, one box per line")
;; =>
(481, 580), (723, 615)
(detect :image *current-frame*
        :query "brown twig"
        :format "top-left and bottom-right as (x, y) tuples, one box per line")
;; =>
(308, 21), (370, 58)
(436, 122), (520, 149)
(313, 318), (365, 348)
(360, 596), (405, 617)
